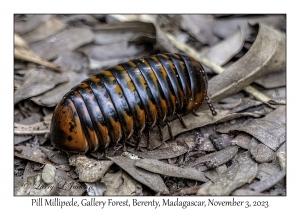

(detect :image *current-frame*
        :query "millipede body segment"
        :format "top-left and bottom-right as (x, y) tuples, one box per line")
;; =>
(50, 53), (217, 154)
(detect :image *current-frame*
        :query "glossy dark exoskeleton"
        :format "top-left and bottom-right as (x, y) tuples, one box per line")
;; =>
(50, 53), (217, 154)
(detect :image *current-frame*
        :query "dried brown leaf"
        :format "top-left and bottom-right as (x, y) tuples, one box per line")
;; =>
(181, 15), (219, 45)
(200, 28), (244, 66)
(14, 135), (33, 145)
(256, 163), (281, 181)
(108, 156), (169, 194)
(255, 70), (286, 88)
(102, 170), (142, 195)
(15, 15), (53, 35)
(110, 14), (179, 54)
(55, 169), (86, 196)
(236, 106), (285, 151)
(40, 147), (69, 165)
(127, 145), (188, 160)
(191, 146), (239, 168)
(30, 28), (94, 60)
(162, 109), (264, 141)
(208, 24), (286, 104)
(93, 21), (155, 45)
(78, 42), (146, 62)
(197, 152), (257, 195)
(14, 34), (61, 71)
(248, 169), (285, 192)
(212, 15), (285, 40)
(14, 68), (68, 104)
(31, 72), (88, 107)
(14, 144), (51, 165)
(22, 17), (67, 44)
(229, 98), (263, 114)
(53, 51), (89, 73)
(135, 159), (208, 182)
(231, 133), (253, 150)
(23, 161), (44, 181)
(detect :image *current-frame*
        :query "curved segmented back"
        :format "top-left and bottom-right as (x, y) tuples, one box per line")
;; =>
(50, 53), (217, 154)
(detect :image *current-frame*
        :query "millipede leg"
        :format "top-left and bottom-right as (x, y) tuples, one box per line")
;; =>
(157, 122), (163, 142)
(122, 141), (127, 152)
(205, 96), (217, 116)
(145, 128), (150, 150)
(134, 131), (142, 150)
(165, 119), (174, 141)
(192, 111), (199, 116)
(176, 113), (187, 129)
(104, 147), (108, 158)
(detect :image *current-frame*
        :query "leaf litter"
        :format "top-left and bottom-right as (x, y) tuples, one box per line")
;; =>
(14, 14), (286, 196)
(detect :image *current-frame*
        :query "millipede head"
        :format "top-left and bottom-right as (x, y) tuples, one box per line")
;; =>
(50, 96), (89, 154)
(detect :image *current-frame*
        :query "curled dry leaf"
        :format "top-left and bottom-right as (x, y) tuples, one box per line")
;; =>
(21, 17), (67, 44)
(135, 159), (208, 182)
(108, 156), (169, 194)
(69, 155), (113, 183)
(14, 68), (69, 104)
(31, 71), (89, 107)
(208, 24), (286, 104)
(102, 170), (142, 196)
(197, 152), (257, 196)
(30, 28), (94, 60)
(190, 146), (239, 168)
